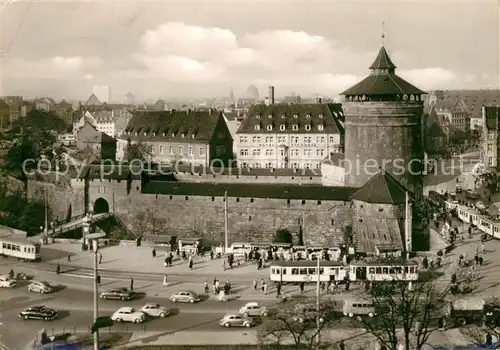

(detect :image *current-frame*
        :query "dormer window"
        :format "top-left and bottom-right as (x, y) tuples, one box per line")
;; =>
(135, 132), (138, 136)
(254, 125), (260, 131)
(267, 125), (273, 131)
(172, 133), (175, 137)
(153, 132), (156, 137)
(191, 134), (195, 138)
(319, 114), (324, 118)
(292, 124), (299, 131)
(281, 114), (286, 119)
(268, 114), (272, 119)
(162, 132), (165, 136)
(181, 133), (185, 138)
(256, 114), (261, 119)
(318, 125), (324, 131)
(305, 125), (311, 131)
(305, 114), (311, 118)
(293, 114), (298, 119)
(280, 124), (285, 131)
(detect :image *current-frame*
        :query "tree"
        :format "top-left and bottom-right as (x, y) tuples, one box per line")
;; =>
(274, 228), (293, 244)
(352, 257), (448, 350)
(460, 298), (500, 347)
(124, 139), (151, 162)
(3, 110), (69, 175)
(0, 187), (45, 235)
(258, 298), (340, 349)
(131, 211), (148, 238)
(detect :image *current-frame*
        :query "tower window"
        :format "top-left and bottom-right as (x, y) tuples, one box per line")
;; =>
(292, 125), (298, 131)
(280, 125), (285, 131)
(267, 125), (273, 131)
(305, 125), (311, 131)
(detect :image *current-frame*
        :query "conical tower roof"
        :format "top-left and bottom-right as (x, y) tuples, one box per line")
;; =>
(369, 46), (396, 70)
(341, 45), (425, 96)
(350, 169), (409, 204)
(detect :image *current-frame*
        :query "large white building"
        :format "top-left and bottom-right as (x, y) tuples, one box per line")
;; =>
(92, 85), (111, 104)
(235, 102), (344, 170)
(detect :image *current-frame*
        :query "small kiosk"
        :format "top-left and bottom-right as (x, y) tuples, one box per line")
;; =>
(178, 238), (204, 255)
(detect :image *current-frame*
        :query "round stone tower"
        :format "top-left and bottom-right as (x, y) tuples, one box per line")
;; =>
(341, 45), (426, 198)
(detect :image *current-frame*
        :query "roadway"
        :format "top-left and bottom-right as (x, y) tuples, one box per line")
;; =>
(0, 281), (282, 350)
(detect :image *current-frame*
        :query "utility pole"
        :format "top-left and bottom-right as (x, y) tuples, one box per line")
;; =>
(224, 191), (228, 253)
(405, 191), (413, 291)
(316, 256), (321, 347)
(44, 188), (48, 244)
(93, 239), (99, 350)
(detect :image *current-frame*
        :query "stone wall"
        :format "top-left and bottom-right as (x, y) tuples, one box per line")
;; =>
(27, 178), (72, 222)
(0, 171), (25, 194)
(111, 187), (351, 246)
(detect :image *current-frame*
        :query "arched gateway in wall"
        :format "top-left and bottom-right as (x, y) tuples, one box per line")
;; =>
(93, 198), (110, 214)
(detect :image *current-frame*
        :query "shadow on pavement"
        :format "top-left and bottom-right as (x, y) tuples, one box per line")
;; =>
(57, 310), (71, 320)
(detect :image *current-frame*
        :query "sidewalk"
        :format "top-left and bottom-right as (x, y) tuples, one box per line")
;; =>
(41, 243), (269, 281)
(117, 327), (472, 349)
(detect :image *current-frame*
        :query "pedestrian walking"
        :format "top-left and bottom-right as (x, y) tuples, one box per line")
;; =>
(99, 253), (102, 264)
(260, 278), (265, 292)
(215, 279), (220, 294)
(152, 248), (156, 258)
(204, 281), (209, 294)
(56, 263), (60, 275)
(96, 274), (101, 284)
(189, 259), (193, 269)
(130, 277), (134, 291)
(263, 282), (268, 295)
(253, 279), (257, 290)
(481, 243), (485, 254)
(276, 282), (281, 297)
(339, 340), (345, 350)
(163, 274), (168, 287)
(479, 256), (484, 265)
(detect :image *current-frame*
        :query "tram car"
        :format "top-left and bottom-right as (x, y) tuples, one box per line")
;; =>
(269, 261), (348, 284)
(0, 236), (41, 261)
(349, 260), (419, 282)
(269, 260), (419, 284)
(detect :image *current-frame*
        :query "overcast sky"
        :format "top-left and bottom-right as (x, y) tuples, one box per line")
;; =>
(1, 0), (499, 101)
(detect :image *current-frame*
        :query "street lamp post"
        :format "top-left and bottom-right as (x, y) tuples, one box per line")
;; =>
(316, 256), (321, 347)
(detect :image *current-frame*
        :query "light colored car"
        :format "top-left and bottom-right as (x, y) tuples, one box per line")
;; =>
(27, 281), (53, 294)
(111, 307), (146, 323)
(169, 291), (200, 304)
(239, 302), (268, 317)
(140, 303), (170, 318)
(0, 275), (16, 288)
(219, 314), (253, 328)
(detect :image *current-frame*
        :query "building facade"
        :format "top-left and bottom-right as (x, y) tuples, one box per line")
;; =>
(235, 103), (344, 170)
(341, 45), (425, 198)
(93, 110), (116, 137)
(54, 100), (74, 125)
(116, 109), (233, 167)
(76, 122), (116, 160)
(481, 106), (500, 168)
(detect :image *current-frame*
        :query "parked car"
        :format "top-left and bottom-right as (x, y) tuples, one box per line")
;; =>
(140, 303), (170, 317)
(466, 190), (480, 199)
(239, 302), (268, 317)
(342, 300), (376, 318)
(19, 306), (58, 321)
(169, 291), (200, 303)
(0, 275), (16, 288)
(219, 314), (253, 328)
(456, 185), (463, 193)
(27, 281), (53, 294)
(111, 307), (146, 323)
(100, 288), (134, 300)
(292, 304), (325, 323)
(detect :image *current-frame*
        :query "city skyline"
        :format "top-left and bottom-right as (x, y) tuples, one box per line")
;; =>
(1, 0), (499, 100)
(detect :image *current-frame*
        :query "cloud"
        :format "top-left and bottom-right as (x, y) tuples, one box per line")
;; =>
(4, 56), (103, 79)
(399, 68), (458, 90)
(129, 22), (463, 95)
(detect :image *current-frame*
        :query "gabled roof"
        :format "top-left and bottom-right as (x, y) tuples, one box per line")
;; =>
(85, 94), (102, 106)
(350, 169), (408, 204)
(237, 103), (343, 135)
(369, 46), (396, 70)
(430, 89), (500, 118)
(123, 109), (224, 142)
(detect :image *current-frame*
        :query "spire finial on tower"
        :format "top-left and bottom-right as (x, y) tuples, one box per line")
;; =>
(381, 21), (386, 46)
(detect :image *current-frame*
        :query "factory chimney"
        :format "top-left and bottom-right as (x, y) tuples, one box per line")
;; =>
(268, 86), (275, 105)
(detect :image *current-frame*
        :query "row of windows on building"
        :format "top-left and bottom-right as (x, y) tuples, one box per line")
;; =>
(239, 162), (322, 169)
(239, 148), (327, 157)
(255, 113), (325, 119)
(254, 124), (325, 132)
(167, 194), (325, 205)
(239, 135), (337, 145)
(146, 145), (206, 157)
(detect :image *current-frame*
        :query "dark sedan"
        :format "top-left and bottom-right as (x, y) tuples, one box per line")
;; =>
(19, 306), (58, 321)
(100, 287), (134, 300)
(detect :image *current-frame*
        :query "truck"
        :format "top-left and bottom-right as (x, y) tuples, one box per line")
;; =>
(446, 297), (500, 327)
